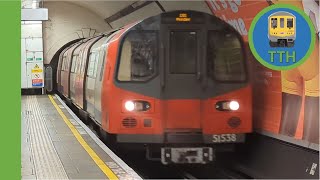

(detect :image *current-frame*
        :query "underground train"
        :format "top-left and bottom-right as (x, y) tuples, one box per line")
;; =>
(57, 10), (252, 164)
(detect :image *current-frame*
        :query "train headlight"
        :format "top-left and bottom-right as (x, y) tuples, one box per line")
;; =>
(124, 100), (151, 112)
(229, 101), (239, 111)
(215, 101), (240, 111)
(125, 101), (135, 111)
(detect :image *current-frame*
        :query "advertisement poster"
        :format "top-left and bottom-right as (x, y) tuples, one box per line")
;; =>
(206, 0), (319, 148)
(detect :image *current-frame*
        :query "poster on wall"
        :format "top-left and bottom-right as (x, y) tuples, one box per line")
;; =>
(206, 0), (319, 149)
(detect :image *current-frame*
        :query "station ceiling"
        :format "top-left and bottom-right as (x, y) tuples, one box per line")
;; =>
(45, 0), (211, 25)
(65, 1), (135, 20)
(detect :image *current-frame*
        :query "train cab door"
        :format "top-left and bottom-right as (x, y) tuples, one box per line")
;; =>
(160, 25), (206, 132)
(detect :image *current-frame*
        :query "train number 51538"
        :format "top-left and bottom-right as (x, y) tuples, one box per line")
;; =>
(212, 134), (237, 143)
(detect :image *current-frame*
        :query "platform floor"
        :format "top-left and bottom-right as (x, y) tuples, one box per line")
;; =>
(21, 95), (141, 180)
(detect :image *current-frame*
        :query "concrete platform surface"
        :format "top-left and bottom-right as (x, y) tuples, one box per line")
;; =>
(21, 95), (141, 180)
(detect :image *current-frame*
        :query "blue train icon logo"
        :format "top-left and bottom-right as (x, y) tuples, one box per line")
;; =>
(268, 11), (296, 47)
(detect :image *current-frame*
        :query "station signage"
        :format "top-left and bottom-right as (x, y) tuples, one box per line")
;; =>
(31, 64), (43, 87)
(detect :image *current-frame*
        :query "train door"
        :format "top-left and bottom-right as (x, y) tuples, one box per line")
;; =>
(85, 36), (107, 120)
(74, 37), (100, 109)
(161, 25), (205, 131)
(93, 45), (106, 124)
(85, 50), (99, 118)
(67, 42), (82, 98)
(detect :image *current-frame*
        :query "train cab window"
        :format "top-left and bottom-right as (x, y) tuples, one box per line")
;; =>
(287, 18), (293, 28)
(207, 31), (246, 82)
(170, 31), (197, 74)
(117, 31), (157, 81)
(271, 18), (277, 28)
(280, 18), (284, 28)
(71, 55), (78, 73)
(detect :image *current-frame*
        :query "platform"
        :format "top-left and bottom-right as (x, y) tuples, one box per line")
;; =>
(21, 95), (141, 180)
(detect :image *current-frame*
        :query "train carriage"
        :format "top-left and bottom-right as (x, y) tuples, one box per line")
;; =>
(58, 42), (81, 98)
(84, 32), (120, 123)
(69, 42), (84, 102)
(57, 10), (252, 164)
(74, 37), (102, 109)
(57, 46), (71, 93)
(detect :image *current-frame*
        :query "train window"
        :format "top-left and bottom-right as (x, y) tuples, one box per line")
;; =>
(65, 57), (70, 71)
(62, 57), (67, 71)
(99, 48), (107, 81)
(169, 31), (197, 74)
(87, 52), (99, 78)
(81, 57), (85, 74)
(271, 18), (277, 28)
(207, 31), (246, 82)
(74, 57), (78, 73)
(117, 31), (157, 81)
(93, 52), (100, 78)
(61, 57), (64, 71)
(280, 18), (284, 28)
(79, 55), (84, 74)
(65, 57), (69, 70)
(287, 18), (293, 28)
(71, 55), (78, 73)
(87, 53), (95, 77)
(76, 54), (83, 74)
(58, 57), (62, 72)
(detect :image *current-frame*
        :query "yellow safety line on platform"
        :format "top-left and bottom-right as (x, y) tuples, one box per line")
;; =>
(48, 95), (118, 180)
